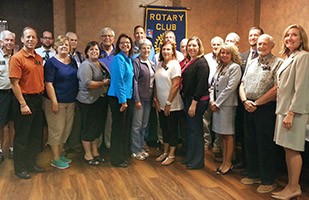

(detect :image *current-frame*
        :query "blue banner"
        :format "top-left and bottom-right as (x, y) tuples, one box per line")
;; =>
(145, 5), (187, 53)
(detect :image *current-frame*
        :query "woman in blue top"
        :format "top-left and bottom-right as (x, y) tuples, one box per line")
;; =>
(44, 35), (78, 169)
(108, 33), (134, 168)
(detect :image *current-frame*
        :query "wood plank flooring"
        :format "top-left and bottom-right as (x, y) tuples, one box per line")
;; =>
(0, 145), (308, 200)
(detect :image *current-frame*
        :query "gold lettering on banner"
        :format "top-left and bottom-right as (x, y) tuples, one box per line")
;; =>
(156, 24), (177, 31)
(149, 14), (184, 21)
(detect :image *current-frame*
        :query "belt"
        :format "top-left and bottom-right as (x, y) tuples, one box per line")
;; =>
(0, 89), (12, 93)
(23, 92), (44, 97)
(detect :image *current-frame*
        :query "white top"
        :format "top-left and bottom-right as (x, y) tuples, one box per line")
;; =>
(0, 49), (11, 89)
(35, 46), (56, 64)
(204, 52), (218, 86)
(155, 60), (183, 111)
(154, 50), (184, 66)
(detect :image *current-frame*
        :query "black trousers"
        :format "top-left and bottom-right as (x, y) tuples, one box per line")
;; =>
(13, 95), (43, 173)
(109, 97), (133, 165)
(244, 103), (277, 185)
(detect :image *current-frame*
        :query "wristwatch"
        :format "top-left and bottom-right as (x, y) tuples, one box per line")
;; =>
(165, 100), (172, 106)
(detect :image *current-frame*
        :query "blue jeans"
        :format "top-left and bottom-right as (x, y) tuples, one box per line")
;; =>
(183, 97), (209, 168)
(130, 101), (152, 154)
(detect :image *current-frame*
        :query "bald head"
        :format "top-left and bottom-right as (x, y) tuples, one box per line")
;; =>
(257, 34), (275, 57)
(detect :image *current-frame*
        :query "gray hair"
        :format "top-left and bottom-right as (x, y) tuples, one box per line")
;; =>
(0, 30), (16, 41)
(138, 38), (152, 49)
(99, 27), (115, 37)
(211, 36), (224, 45)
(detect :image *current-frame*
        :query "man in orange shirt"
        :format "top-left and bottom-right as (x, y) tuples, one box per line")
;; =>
(9, 27), (45, 179)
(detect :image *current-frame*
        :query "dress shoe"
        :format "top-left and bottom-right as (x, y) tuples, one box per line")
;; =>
(180, 160), (187, 165)
(216, 165), (233, 175)
(16, 171), (31, 179)
(186, 166), (203, 170)
(28, 166), (45, 173)
(271, 187), (302, 200)
(113, 162), (128, 168)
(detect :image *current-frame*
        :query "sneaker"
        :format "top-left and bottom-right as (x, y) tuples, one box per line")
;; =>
(60, 155), (72, 164)
(0, 153), (4, 163)
(257, 183), (277, 193)
(241, 177), (262, 185)
(131, 153), (145, 161)
(51, 159), (70, 169)
(141, 150), (149, 158)
(143, 144), (150, 152)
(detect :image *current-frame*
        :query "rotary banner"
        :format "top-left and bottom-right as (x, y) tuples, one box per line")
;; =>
(144, 5), (187, 53)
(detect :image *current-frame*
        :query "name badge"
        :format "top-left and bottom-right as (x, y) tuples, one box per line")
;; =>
(0, 60), (5, 65)
(35, 60), (42, 65)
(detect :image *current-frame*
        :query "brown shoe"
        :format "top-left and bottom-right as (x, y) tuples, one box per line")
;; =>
(257, 183), (277, 193)
(155, 153), (168, 162)
(241, 177), (261, 185)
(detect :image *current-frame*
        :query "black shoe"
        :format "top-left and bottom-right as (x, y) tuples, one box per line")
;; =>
(28, 166), (45, 173)
(113, 162), (128, 168)
(16, 171), (31, 179)
(186, 166), (203, 170)
(233, 162), (244, 169)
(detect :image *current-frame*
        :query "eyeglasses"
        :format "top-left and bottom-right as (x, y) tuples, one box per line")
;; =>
(43, 37), (53, 40)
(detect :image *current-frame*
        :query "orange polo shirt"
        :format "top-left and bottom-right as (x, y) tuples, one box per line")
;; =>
(9, 49), (44, 94)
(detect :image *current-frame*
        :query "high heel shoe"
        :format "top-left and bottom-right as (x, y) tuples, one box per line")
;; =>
(155, 153), (168, 162)
(271, 188), (302, 200)
(216, 165), (233, 175)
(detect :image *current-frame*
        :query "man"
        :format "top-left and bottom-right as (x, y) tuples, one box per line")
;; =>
(235, 27), (264, 170)
(241, 27), (264, 72)
(35, 30), (56, 64)
(203, 36), (224, 153)
(64, 31), (84, 154)
(225, 32), (240, 48)
(9, 27), (45, 179)
(97, 27), (115, 151)
(98, 27), (115, 70)
(66, 32), (84, 68)
(155, 31), (184, 64)
(0, 30), (16, 163)
(131, 25), (155, 61)
(239, 34), (283, 193)
(179, 38), (188, 58)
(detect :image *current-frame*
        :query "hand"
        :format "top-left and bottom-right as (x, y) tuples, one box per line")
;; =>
(282, 112), (294, 130)
(51, 101), (59, 113)
(120, 102), (128, 112)
(135, 102), (142, 109)
(20, 105), (32, 115)
(210, 102), (219, 112)
(164, 104), (171, 116)
(103, 78), (110, 86)
(188, 104), (196, 117)
(243, 100), (257, 113)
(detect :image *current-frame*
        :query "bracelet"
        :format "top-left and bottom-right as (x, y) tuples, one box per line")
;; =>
(20, 104), (27, 108)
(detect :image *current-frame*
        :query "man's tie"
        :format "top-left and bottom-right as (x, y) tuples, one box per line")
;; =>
(44, 50), (50, 61)
(251, 50), (258, 59)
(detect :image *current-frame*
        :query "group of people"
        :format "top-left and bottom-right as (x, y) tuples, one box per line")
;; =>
(0, 23), (308, 200)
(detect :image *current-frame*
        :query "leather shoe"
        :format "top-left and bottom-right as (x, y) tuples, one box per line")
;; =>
(113, 162), (128, 168)
(29, 166), (45, 173)
(187, 166), (203, 170)
(16, 171), (31, 179)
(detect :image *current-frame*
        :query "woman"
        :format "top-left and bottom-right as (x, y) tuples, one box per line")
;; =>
(154, 41), (183, 165)
(181, 36), (209, 170)
(131, 38), (155, 160)
(107, 33), (134, 168)
(44, 35), (78, 169)
(271, 24), (309, 200)
(76, 41), (110, 166)
(210, 43), (241, 175)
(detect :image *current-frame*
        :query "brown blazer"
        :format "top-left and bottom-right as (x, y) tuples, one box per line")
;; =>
(276, 50), (309, 115)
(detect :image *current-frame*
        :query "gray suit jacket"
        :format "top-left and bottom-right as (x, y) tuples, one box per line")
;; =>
(276, 50), (309, 115)
(210, 62), (242, 107)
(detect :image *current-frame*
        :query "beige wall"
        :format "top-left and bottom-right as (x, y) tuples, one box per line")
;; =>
(53, 0), (309, 56)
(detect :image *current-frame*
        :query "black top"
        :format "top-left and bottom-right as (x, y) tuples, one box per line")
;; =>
(181, 56), (209, 101)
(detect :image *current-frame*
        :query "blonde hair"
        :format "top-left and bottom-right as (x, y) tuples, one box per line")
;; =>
(280, 24), (309, 56)
(54, 35), (70, 52)
(217, 43), (242, 66)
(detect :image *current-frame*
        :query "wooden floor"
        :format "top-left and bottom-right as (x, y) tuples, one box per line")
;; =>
(0, 145), (308, 200)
